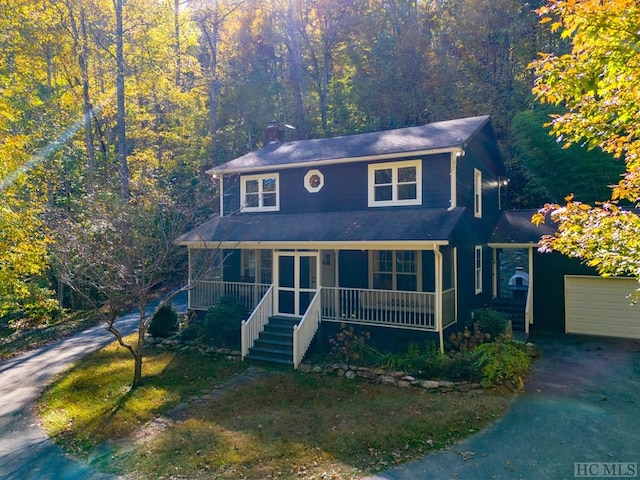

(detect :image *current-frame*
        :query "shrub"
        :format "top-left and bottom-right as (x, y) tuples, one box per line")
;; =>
(448, 323), (491, 353)
(328, 323), (374, 363)
(473, 307), (511, 340)
(377, 342), (480, 382)
(472, 341), (532, 390)
(148, 304), (179, 338)
(203, 297), (246, 348)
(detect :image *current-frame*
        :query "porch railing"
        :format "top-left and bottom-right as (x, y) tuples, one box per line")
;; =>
(293, 290), (322, 369)
(189, 281), (270, 311)
(320, 287), (439, 331)
(241, 285), (274, 358)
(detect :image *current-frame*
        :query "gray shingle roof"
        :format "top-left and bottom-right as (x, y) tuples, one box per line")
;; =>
(489, 210), (557, 245)
(176, 207), (465, 245)
(209, 115), (491, 173)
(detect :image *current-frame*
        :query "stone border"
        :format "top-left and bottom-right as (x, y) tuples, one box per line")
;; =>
(298, 363), (482, 393)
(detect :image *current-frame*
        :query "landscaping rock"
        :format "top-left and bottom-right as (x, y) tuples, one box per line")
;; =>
(298, 364), (312, 373)
(357, 370), (376, 380)
(344, 370), (357, 380)
(379, 375), (398, 386)
(420, 380), (440, 389)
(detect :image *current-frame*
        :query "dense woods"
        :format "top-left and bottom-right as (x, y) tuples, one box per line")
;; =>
(0, 1), (626, 341)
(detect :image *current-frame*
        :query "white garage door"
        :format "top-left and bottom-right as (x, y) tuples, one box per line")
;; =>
(565, 276), (640, 338)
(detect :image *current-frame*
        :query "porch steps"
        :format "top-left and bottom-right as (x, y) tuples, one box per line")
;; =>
(491, 298), (526, 332)
(245, 316), (300, 366)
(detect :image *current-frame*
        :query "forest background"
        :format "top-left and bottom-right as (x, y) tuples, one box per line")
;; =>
(0, 0), (624, 327)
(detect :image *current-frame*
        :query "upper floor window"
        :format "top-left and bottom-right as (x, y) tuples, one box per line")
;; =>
(241, 173), (279, 212)
(474, 168), (482, 218)
(368, 160), (422, 207)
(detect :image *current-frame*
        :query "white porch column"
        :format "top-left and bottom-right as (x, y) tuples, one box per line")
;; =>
(525, 247), (534, 333)
(434, 245), (444, 353)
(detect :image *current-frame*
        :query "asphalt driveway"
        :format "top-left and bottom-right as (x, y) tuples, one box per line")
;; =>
(364, 333), (640, 480)
(0, 295), (187, 480)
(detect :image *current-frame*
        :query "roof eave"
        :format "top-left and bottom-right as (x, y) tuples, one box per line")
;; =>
(206, 147), (463, 176)
(180, 240), (450, 249)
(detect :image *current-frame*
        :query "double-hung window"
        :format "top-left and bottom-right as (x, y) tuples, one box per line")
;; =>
(474, 246), (483, 294)
(368, 160), (421, 207)
(240, 173), (279, 212)
(370, 250), (419, 291)
(474, 168), (482, 218)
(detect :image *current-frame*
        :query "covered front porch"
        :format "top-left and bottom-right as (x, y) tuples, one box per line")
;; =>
(176, 208), (464, 367)
(185, 246), (457, 368)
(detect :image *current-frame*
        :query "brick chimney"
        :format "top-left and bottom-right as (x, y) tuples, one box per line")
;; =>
(264, 121), (284, 144)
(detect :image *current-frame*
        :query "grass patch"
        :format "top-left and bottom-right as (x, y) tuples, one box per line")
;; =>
(37, 336), (247, 456)
(39, 345), (512, 479)
(0, 310), (103, 361)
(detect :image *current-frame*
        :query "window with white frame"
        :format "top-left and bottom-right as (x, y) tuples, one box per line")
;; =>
(370, 250), (419, 291)
(368, 160), (422, 207)
(474, 246), (483, 294)
(260, 250), (273, 283)
(241, 250), (273, 283)
(474, 168), (482, 218)
(240, 173), (279, 212)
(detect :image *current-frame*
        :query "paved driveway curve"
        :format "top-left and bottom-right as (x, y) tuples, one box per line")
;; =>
(0, 295), (186, 480)
(364, 333), (640, 480)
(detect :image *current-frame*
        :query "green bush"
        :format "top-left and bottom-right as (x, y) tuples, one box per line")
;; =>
(472, 341), (532, 390)
(473, 307), (510, 340)
(148, 304), (179, 338)
(378, 342), (480, 382)
(203, 297), (246, 348)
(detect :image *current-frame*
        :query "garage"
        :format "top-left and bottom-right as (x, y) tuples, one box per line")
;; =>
(565, 275), (640, 339)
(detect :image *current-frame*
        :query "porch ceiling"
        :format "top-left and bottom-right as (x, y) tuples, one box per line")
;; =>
(176, 207), (464, 248)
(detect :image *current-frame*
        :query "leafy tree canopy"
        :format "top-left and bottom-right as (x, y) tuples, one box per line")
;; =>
(512, 107), (624, 205)
(531, 0), (640, 294)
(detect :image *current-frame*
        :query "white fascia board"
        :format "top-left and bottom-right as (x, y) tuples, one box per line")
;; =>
(181, 240), (449, 250)
(205, 147), (463, 175)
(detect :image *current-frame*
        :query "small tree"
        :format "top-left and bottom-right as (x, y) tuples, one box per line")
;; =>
(51, 190), (196, 387)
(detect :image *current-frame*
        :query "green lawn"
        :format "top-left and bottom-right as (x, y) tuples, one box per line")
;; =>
(38, 339), (512, 480)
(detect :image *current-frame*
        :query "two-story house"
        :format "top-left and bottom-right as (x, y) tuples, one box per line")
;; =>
(177, 115), (508, 367)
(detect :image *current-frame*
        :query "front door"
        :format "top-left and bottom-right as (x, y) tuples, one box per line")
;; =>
(275, 252), (318, 316)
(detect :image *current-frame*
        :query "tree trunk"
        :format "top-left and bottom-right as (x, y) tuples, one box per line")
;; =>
(79, 7), (97, 190)
(173, 0), (182, 87)
(115, 0), (130, 201)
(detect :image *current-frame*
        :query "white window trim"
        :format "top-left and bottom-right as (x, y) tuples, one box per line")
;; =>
(368, 159), (422, 207)
(474, 246), (483, 295)
(474, 168), (482, 218)
(304, 169), (325, 193)
(368, 250), (422, 291)
(241, 249), (273, 283)
(240, 173), (280, 212)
